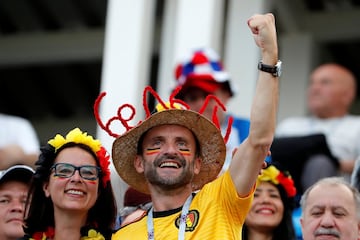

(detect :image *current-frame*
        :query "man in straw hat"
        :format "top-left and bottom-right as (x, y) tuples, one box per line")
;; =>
(95, 13), (281, 240)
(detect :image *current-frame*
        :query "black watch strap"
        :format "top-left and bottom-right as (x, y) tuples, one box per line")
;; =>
(258, 60), (282, 77)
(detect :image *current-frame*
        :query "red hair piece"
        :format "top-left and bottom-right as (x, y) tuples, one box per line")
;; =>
(93, 86), (231, 144)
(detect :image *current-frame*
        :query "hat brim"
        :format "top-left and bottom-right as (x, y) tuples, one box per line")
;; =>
(176, 77), (235, 99)
(112, 109), (226, 194)
(183, 76), (221, 93)
(0, 165), (34, 184)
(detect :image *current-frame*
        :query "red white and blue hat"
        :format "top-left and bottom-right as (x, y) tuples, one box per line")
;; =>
(174, 47), (235, 96)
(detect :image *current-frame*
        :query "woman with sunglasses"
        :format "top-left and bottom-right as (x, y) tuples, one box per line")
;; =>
(20, 128), (117, 240)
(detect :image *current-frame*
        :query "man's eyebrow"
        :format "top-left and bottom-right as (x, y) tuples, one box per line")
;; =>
(175, 136), (189, 141)
(308, 205), (325, 211)
(331, 205), (350, 212)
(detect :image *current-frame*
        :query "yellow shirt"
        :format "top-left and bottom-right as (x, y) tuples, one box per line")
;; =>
(112, 171), (254, 240)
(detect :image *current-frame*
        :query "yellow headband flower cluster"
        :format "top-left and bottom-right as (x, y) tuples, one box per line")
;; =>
(257, 165), (296, 198)
(48, 128), (110, 187)
(48, 128), (101, 153)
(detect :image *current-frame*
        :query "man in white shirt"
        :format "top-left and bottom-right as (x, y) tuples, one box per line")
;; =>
(273, 63), (360, 193)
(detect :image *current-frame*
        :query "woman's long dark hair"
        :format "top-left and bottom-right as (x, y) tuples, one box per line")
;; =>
(23, 142), (117, 239)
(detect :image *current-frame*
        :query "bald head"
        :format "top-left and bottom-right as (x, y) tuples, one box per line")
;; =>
(307, 63), (357, 118)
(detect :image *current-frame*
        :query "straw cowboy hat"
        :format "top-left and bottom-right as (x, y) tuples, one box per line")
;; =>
(94, 86), (228, 194)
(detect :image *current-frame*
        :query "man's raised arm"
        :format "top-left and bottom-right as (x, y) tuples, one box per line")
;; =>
(229, 13), (280, 196)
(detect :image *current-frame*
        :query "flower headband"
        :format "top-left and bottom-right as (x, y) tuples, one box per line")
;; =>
(48, 128), (111, 187)
(257, 165), (296, 198)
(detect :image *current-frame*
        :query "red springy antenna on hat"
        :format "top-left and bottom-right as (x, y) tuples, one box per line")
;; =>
(93, 86), (232, 143)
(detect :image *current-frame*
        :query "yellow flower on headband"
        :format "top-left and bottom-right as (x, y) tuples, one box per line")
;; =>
(48, 128), (101, 153)
(258, 165), (280, 185)
(257, 165), (297, 198)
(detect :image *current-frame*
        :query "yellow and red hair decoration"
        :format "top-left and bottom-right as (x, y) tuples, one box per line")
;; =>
(257, 165), (296, 198)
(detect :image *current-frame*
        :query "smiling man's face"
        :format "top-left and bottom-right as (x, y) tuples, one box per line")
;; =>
(135, 124), (201, 191)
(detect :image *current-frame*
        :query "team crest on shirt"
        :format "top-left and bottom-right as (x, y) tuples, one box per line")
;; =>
(175, 210), (199, 231)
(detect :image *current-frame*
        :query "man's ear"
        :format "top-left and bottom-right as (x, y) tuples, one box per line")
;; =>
(134, 155), (144, 174)
(300, 217), (304, 234)
(194, 157), (201, 175)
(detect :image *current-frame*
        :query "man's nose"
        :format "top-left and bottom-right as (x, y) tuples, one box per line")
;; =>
(163, 143), (180, 154)
(319, 211), (336, 227)
(10, 199), (25, 213)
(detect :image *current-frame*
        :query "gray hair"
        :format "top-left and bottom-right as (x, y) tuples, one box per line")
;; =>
(300, 176), (360, 220)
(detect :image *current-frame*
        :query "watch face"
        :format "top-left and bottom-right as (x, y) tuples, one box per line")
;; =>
(275, 61), (282, 77)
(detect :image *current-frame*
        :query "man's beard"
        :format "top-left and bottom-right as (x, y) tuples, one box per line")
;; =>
(144, 153), (196, 191)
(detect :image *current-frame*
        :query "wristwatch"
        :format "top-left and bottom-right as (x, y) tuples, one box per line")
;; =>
(258, 60), (282, 77)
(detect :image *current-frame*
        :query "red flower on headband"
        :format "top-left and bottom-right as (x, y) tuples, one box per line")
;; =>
(97, 147), (111, 187)
(257, 165), (296, 198)
(276, 171), (297, 198)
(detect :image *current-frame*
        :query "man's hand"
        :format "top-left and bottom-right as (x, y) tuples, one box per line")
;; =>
(247, 13), (278, 64)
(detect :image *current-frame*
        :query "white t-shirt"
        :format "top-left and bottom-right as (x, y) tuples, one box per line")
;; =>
(0, 113), (40, 154)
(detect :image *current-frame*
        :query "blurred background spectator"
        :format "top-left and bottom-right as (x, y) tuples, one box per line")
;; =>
(0, 113), (40, 169)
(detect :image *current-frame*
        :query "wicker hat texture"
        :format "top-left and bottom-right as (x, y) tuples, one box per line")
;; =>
(0, 164), (34, 184)
(94, 86), (230, 194)
(174, 47), (236, 97)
